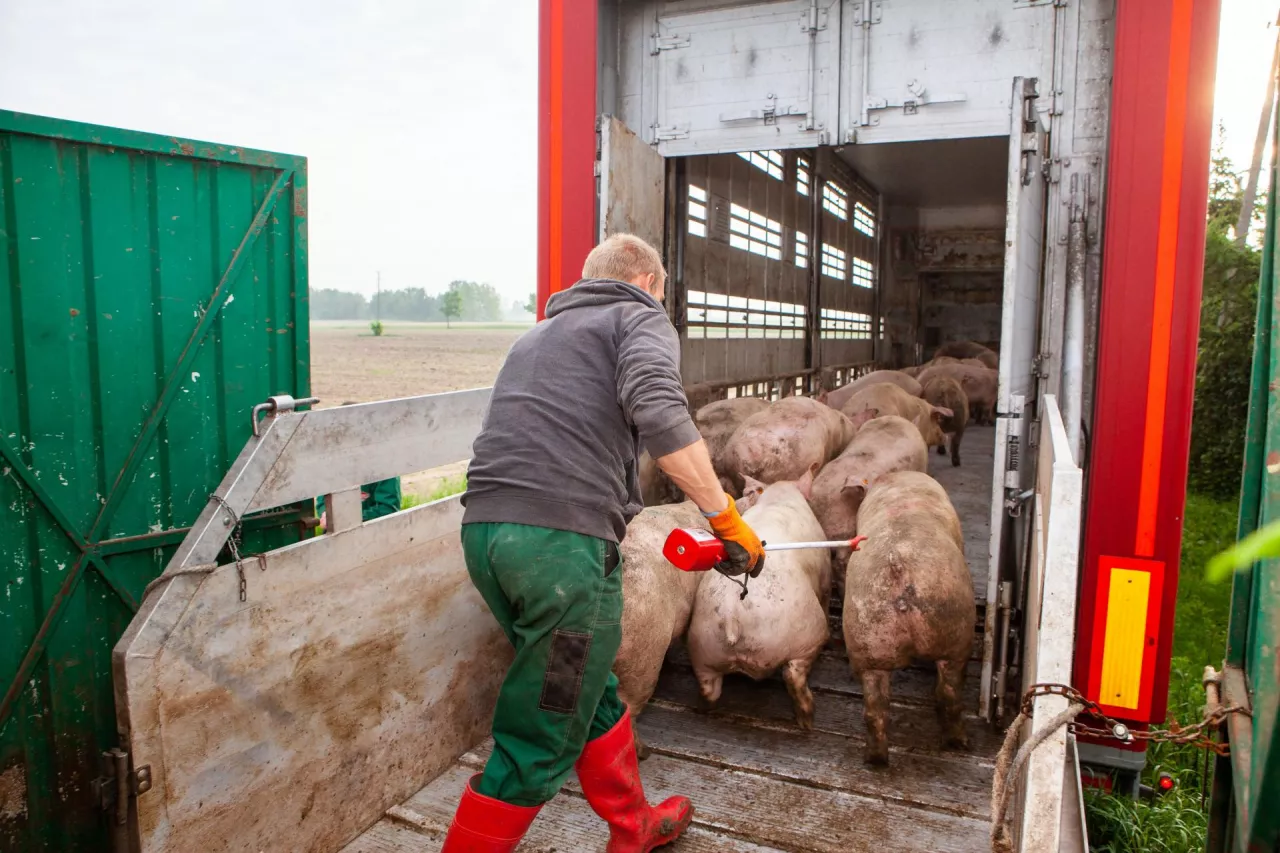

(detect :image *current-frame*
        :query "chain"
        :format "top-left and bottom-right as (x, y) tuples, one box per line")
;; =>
(210, 495), (250, 602)
(1020, 683), (1251, 756)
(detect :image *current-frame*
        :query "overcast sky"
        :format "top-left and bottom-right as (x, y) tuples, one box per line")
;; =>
(0, 0), (538, 305)
(0, 1), (1273, 304)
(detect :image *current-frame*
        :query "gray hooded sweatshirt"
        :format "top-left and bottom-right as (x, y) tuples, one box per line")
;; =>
(461, 278), (701, 543)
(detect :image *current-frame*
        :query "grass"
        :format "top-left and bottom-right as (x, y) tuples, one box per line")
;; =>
(401, 475), (467, 509)
(1083, 491), (1238, 852)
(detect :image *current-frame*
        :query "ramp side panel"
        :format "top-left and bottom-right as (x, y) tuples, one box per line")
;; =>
(117, 497), (510, 853)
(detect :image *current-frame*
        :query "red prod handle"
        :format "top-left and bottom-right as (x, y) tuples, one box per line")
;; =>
(662, 528), (868, 572)
(663, 527), (726, 572)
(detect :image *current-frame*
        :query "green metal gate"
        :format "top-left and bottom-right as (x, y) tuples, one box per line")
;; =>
(0, 111), (310, 852)
(1208, 101), (1280, 852)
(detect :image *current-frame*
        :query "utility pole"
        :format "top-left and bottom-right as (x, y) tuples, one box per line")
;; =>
(376, 270), (382, 322)
(1237, 10), (1280, 248)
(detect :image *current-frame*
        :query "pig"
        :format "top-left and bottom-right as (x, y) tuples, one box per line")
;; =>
(807, 416), (928, 593)
(614, 501), (708, 756)
(720, 397), (857, 494)
(933, 341), (999, 369)
(684, 382), (718, 415)
(824, 370), (923, 411)
(933, 340), (991, 360)
(921, 376), (969, 467)
(687, 470), (831, 730)
(638, 450), (684, 505)
(843, 471), (976, 765)
(916, 363), (998, 425)
(808, 416), (928, 544)
(694, 397), (771, 489)
(899, 365), (924, 378)
(840, 383), (951, 450)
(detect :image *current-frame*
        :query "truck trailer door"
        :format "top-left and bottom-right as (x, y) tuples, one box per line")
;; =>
(982, 77), (1049, 721)
(598, 115), (665, 250)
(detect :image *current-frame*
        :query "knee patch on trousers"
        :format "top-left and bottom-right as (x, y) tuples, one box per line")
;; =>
(539, 629), (593, 714)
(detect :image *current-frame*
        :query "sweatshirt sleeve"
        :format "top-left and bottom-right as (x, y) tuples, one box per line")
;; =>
(617, 310), (703, 458)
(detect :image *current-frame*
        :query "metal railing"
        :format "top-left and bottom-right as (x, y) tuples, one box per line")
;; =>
(704, 361), (880, 401)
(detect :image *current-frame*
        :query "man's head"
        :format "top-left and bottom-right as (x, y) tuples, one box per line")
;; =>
(581, 234), (667, 302)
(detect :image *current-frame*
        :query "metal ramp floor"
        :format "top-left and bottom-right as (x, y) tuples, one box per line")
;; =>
(345, 427), (1001, 853)
(345, 647), (999, 853)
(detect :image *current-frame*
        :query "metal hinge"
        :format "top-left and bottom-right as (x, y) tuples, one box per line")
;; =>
(1033, 351), (1052, 378)
(653, 124), (690, 142)
(853, 1), (883, 25)
(800, 5), (829, 31)
(95, 749), (152, 827)
(650, 33), (690, 54)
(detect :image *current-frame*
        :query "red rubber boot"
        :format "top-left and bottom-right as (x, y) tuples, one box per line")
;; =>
(575, 714), (694, 852)
(440, 774), (541, 852)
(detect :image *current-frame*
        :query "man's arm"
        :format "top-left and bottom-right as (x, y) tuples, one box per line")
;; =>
(653, 439), (727, 514)
(617, 311), (763, 574)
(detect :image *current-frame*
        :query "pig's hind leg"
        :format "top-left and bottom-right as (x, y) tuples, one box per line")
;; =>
(781, 658), (817, 731)
(934, 658), (969, 749)
(859, 669), (892, 765)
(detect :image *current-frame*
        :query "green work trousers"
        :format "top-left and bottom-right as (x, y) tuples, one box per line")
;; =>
(461, 522), (628, 807)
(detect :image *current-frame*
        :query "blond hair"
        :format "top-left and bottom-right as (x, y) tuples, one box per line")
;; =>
(581, 234), (666, 286)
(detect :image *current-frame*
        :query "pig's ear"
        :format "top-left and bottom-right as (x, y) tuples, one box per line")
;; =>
(742, 475), (767, 503)
(850, 407), (879, 431)
(796, 463), (820, 500)
(841, 480), (868, 507)
(815, 390), (829, 405)
(931, 405), (954, 422)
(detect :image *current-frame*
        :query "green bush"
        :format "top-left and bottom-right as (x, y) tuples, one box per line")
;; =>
(1187, 145), (1263, 501)
(1187, 228), (1260, 500)
(369, 319), (385, 337)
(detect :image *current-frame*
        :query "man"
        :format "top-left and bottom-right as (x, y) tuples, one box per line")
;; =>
(442, 234), (765, 852)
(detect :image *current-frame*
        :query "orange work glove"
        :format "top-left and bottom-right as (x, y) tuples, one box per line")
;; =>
(705, 494), (766, 577)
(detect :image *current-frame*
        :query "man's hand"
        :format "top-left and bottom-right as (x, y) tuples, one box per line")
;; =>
(705, 495), (765, 577)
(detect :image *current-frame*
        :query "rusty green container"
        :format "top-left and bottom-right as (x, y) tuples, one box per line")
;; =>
(1208, 100), (1280, 852)
(0, 110), (310, 852)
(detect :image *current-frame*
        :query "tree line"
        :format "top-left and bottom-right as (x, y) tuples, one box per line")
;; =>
(311, 280), (533, 323)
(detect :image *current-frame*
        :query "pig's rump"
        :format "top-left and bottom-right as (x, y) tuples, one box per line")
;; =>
(842, 537), (974, 670)
(843, 481), (975, 672)
(686, 569), (829, 679)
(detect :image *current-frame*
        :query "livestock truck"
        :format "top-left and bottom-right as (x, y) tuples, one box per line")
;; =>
(2, 0), (1276, 851)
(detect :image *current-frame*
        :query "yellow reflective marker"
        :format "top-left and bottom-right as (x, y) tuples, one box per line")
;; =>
(1098, 568), (1152, 710)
